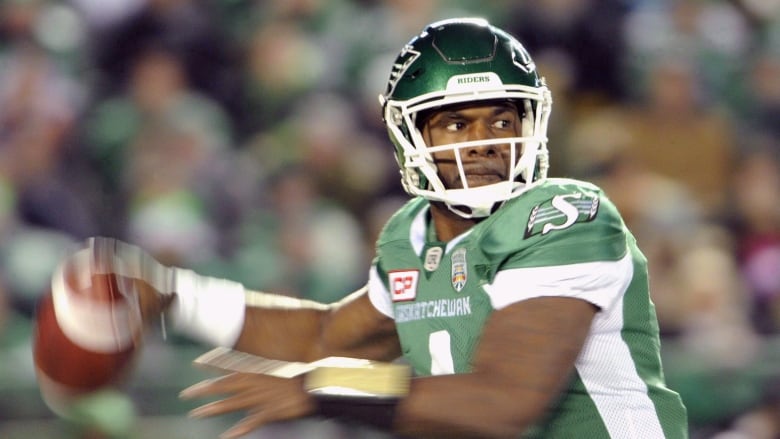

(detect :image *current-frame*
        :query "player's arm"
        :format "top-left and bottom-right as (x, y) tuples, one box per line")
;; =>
(143, 271), (403, 364)
(395, 296), (597, 438)
(96, 236), (401, 363)
(181, 295), (597, 439)
(232, 287), (402, 363)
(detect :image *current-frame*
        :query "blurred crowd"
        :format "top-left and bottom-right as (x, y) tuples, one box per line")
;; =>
(0, 0), (779, 438)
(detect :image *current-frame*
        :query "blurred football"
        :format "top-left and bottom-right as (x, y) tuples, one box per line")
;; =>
(32, 249), (143, 416)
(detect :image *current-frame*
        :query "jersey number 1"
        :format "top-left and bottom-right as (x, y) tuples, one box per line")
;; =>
(429, 330), (455, 375)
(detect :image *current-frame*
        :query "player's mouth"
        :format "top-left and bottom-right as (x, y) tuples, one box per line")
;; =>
(464, 173), (502, 187)
(461, 164), (507, 188)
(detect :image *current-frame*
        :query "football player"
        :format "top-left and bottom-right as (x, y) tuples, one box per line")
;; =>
(88, 18), (688, 438)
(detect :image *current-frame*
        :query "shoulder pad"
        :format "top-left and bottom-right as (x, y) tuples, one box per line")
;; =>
(479, 179), (628, 268)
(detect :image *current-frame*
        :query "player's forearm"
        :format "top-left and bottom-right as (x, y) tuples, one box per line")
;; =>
(390, 299), (593, 438)
(308, 369), (544, 438)
(233, 292), (332, 362)
(169, 276), (398, 363)
(168, 270), (336, 358)
(236, 287), (402, 363)
(394, 373), (545, 439)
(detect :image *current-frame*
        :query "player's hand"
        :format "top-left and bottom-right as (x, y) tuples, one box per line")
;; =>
(179, 372), (317, 439)
(85, 237), (177, 329)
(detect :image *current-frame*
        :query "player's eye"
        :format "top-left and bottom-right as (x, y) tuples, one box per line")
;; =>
(492, 119), (511, 129)
(445, 121), (465, 131)
(492, 118), (518, 131)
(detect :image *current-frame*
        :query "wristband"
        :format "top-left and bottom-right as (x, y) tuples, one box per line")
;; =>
(305, 361), (410, 431)
(313, 394), (400, 431)
(168, 268), (246, 347)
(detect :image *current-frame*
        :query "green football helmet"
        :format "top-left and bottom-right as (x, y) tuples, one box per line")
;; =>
(379, 18), (552, 218)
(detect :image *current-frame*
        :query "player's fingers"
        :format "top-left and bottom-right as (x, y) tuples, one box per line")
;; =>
(180, 373), (255, 399)
(179, 377), (223, 399)
(187, 382), (280, 418)
(186, 374), (314, 418)
(188, 381), (312, 419)
(187, 393), (251, 419)
(218, 395), (316, 439)
(220, 411), (279, 439)
(219, 414), (262, 439)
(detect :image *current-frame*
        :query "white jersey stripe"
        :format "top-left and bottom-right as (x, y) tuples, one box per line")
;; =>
(577, 292), (665, 437)
(482, 255), (633, 311)
(483, 255), (666, 437)
(368, 265), (394, 318)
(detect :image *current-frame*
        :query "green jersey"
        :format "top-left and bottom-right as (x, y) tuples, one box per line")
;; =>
(367, 178), (688, 438)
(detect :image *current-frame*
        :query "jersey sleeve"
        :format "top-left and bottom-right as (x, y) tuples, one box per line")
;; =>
(367, 198), (428, 320)
(479, 180), (635, 311)
(484, 180), (629, 270)
(482, 253), (634, 311)
(367, 264), (394, 318)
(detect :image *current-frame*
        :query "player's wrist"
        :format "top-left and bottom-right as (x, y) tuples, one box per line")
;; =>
(304, 361), (410, 431)
(312, 393), (400, 431)
(85, 237), (174, 313)
(136, 277), (175, 328)
(167, 268), (246, 347)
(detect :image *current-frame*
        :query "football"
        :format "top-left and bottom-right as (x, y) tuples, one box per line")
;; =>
(32, 250), (143, 415)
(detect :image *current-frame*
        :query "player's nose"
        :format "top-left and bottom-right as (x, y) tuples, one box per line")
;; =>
(464, 122), (499, 156)
(466, 120), (492, 141)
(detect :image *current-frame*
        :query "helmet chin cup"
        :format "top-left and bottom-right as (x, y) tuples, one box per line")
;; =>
(440, 182), (521, 219)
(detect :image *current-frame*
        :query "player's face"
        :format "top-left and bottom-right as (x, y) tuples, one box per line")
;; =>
(421, 102), (523, 190)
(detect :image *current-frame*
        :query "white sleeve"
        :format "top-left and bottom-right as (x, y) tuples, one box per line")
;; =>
(482, 253), (633, 311)
(366, 265), (394, 319)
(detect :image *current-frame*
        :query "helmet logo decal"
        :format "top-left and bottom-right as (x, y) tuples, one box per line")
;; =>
(451, 248), (467, 292)
(386, 45), (421, 98)
(511, 42), (536, 74)
(446, 72), (503, 92)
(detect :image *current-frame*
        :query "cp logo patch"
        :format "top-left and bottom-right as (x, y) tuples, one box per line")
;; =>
(389, 270), (419, 302)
